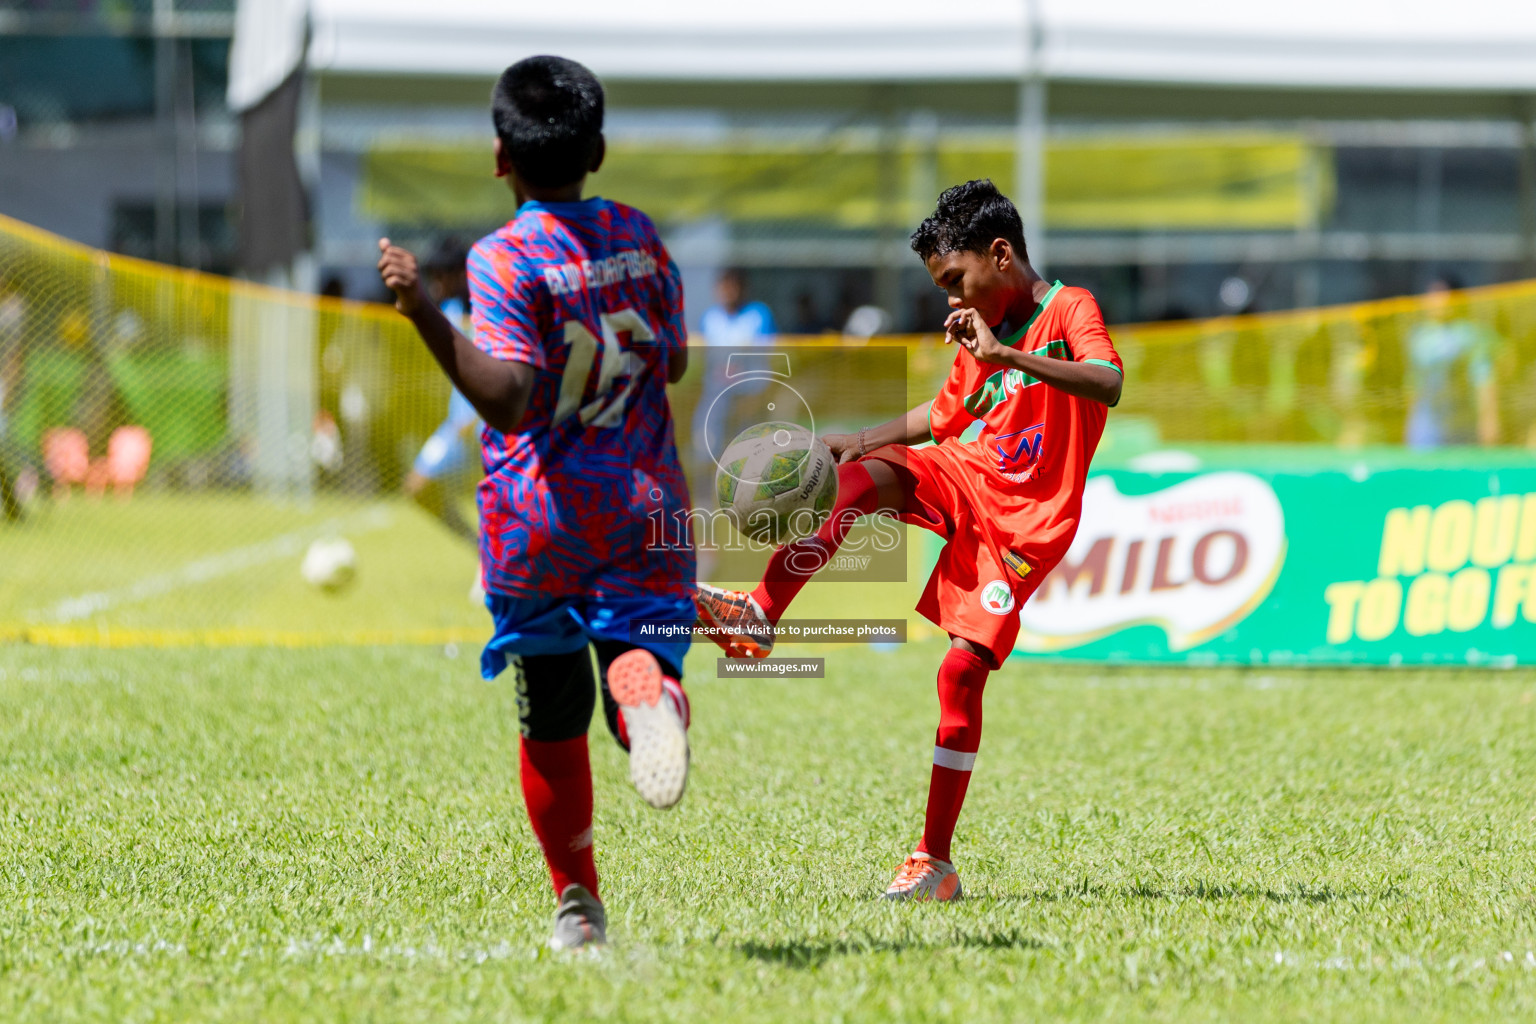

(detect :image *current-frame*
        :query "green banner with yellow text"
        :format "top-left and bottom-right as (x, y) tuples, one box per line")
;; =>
(1011, 448), (1536, 666)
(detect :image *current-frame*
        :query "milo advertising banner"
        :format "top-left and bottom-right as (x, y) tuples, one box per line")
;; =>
(1012, 451), (1536, 665)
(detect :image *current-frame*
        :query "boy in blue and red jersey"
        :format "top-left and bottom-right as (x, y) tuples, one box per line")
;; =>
(378, 55), (694, 951)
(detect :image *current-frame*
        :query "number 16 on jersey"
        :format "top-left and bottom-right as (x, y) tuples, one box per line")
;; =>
(554, 309), (656, 429)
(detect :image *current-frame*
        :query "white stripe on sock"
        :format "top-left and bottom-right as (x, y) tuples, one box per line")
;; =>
(933, 746), (976, 771)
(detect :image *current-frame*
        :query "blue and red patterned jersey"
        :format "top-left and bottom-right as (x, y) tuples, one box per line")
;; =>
(467, 197), (694, 600)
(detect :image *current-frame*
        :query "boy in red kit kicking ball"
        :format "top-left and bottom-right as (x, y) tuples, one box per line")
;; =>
(696, 179), (1123, 901)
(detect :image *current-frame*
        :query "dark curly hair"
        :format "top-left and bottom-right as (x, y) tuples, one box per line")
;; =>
(491, 56), (604, 188)
(909, 179), (1028, 263)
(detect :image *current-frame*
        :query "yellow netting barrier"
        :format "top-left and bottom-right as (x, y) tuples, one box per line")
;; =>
(0, 212), (480, 645)
(1110, 281), (1536, 448)
(2, 209), (1535, 646)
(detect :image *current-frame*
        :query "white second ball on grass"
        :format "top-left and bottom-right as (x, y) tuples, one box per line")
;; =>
(301, 538), (357, 593)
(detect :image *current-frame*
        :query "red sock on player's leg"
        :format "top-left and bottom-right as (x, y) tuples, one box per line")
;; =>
(751, 460), (882, 623)
(519, 735), (599, 897)
(661, 675), (690, 728)
(916, 646), (991, 864)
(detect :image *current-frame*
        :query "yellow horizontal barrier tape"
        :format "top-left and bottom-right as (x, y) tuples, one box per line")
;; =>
(1, 625), (488, 649)
(0, 210), (401, 323)
(1116, 277), (1536, 347)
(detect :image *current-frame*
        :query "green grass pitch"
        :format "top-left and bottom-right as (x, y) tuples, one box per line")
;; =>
(0, 642), (1531, 1021)
(0, 494), (921, 638)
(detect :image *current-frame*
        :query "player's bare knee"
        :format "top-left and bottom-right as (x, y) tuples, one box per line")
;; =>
(947, 635), (999, 672)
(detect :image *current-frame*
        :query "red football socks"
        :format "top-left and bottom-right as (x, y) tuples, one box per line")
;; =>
(916, 646), (992, 864)
(751, 460), (882, 623)
(519, 734), (599, 897)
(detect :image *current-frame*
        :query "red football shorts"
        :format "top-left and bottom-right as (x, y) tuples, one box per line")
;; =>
(863, 445), (1053, 667)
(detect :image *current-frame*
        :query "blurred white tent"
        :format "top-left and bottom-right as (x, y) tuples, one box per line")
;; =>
(232, 0), (1536, 107)
(227, 0), (1536, 301)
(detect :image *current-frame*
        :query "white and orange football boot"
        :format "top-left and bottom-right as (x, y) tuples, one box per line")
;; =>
(880, 852), (963, 902)
(606, 648), (690, 810)
(693, 583), (775, 659)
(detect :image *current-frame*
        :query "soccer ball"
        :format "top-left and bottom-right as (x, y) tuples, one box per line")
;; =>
(301, 538), (357, 592)
(715, 422), (838, 545)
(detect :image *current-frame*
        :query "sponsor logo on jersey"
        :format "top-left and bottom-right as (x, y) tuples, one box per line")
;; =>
(980, 579), (1016, 615)
(994, 421), (1045, 480)
(961, 340), (1071, 418)
(1018, 472), (1286, 652)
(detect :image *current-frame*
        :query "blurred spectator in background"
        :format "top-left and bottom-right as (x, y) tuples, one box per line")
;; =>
(908, 289), (950, 336)
(403, 238), (480, 546)
(830, 277), (862, 336)
(792, 291), (825, 334)
(1405, 275), (1503, 448)
(841, 304), (893, 339)
(314, 275), (349, 488)
(0, 282), (25, 520)
(20, 310), (94, 495)
(693, 267), (778, 455)
(691, 269), (778, 577)
(310, 408), (343, 484)
(700, 268), (776, 348)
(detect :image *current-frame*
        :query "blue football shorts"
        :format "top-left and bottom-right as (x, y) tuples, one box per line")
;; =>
(481, 591), (695, 681)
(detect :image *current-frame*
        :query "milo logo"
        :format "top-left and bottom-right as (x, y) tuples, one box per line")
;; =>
(1018, 472), (1286, 652)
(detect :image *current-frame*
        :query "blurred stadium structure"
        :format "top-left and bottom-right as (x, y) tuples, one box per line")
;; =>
(2, 1), (1536, 325)
(5, 1), (1536, 647)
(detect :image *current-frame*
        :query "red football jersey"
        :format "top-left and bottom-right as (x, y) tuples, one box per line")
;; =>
(923, 281), (1122, 574)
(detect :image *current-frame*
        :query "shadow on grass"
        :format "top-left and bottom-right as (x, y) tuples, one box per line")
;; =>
(738, 928), (1043, 969)
(1019, 879), (1383, 904)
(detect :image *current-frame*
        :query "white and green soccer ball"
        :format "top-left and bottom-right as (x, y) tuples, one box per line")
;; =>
(715, 422), (839, 546)
(301, 537), (357, 593)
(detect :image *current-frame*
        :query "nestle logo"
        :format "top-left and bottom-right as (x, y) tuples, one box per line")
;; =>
(1148, 497), (1245, 524)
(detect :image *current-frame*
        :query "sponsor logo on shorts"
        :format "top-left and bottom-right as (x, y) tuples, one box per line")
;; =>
(980, 579), (1016, 615)
(1002, 548), (1033, 580)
